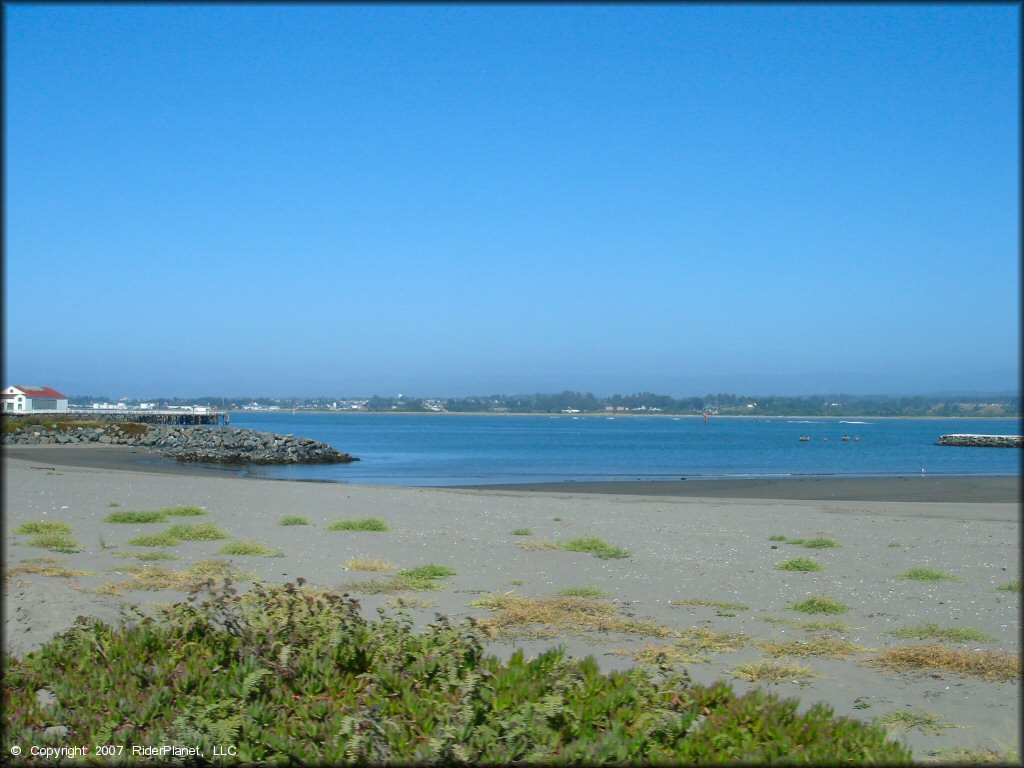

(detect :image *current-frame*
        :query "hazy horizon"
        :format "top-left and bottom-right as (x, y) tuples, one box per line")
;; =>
(5, 6), (1019, 397)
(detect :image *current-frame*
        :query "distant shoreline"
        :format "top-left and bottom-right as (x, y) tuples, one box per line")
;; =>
(227, 410), (1022, 420)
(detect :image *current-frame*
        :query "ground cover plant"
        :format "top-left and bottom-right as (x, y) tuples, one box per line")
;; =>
(166, 523), (229, 541)
(219, 540), (283, 557)
(345, 564), (456, 593)
(771, 535), (840, 549)
(671, 598), (749, 611)
(119, 551), (179, 561)
(994, 580), (1019, 592)
(889, 624), (995, 644)
(755, 636), (868, 659)
(733, 659), (819, 685)
(511, 528), (533, 536)
(776, 557), (825, 572)
(327, 518), (390, 532)
(760, 617), (849, 632)
(279, 515), (309, 526)
(128, 531), (184, 547)
(344, 557), (395, 572)
(1, 579), (913, 764)
(897, 567), (958, 582)
(556, 586), (610, 598)
(874, 709), (960, 735)
(470, 593), (671, 641)
(790, 595), (849, 615)
(868, 645), (1020, 682)
(13, 521), (71, 536)
(558, 535), (631, 559)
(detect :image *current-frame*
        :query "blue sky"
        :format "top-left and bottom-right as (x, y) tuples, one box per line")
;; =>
(4, 4), (1019, 398)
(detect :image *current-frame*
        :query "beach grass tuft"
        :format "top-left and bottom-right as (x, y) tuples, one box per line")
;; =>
(93, 559), (251, 596)
(345, 557), (396, 572)
(218, 540), (283, 557)
(128, 531), (183, 547)
(790, 595), (849, 615)
(776, 557), (825, 572)
(772, 535), (840, 548)
(896, 567), (958, 582)
(104, 510), (169, 524)
(995, 580), (1019, 592)
(5, 558), (94, 579)
(166, 522), (229, 541)
(279, 515), (310, 526)
(889, 624), (995, 644)
(928, 746), (1021, 764)
(518, 540), (558, 551)
(874, 709), (961, 735)
(557, 536), (631, 560)
(759, 616), (849, 633)
(14, 521), (71, 536)
(470, 593), (671, 640)
(869, 645), (1020, 682)
(328, 518), (390, 532)
(756, 636), (868, 659)
(346, 563), (455, 593)
(511, 528), (533, 536)
(733, 659), (818, 684)
(119, 551), (179, 561)
(671, 598), (749, 611)
(556, 586), (611, 598)
(163, 505), (207, 517)
(25, 533), (82, 553)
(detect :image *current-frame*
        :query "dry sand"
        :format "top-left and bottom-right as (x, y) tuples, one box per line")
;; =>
(3, 444), (1020, 760)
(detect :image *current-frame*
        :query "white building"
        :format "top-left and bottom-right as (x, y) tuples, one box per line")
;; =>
(2, 386), (70, 413)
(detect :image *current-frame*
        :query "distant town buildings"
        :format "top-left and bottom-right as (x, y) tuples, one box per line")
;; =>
(2, 385), (69, 413)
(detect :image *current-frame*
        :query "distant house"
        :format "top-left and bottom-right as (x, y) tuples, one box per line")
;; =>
(2, 385), (69, 413)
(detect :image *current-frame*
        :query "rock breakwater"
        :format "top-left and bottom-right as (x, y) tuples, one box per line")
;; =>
(2, 423), (359, 465)
(936, 434), (1022, 448)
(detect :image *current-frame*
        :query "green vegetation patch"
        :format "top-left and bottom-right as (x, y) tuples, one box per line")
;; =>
(166, 522), (229, 541)
(471, 593), (670, 641)
(623, 631), (748, 667)
(790, 596), (849, 615)
(772, 535), (840, 548)
(118, 551), (179, 562)
(5, 558), (94, 579)
(756, 636), (868, 659)
(219, 540), (284, 557)
(25, 533), (82, 554)
(889, 623), (995, 644)
(327, 518), (390, 532)
(733, 659), (819, 685)
(104, 510), (168, 524)
(13, 520), (71, 536)
(995, 580), (1019, 592)
(557, 535), (631, 560)
(875, 709), (961, 735)
(94, 559), (251, 596)
(760, 617), (849, 633)
(279, 515), (310, 526)
(671, 599), (749, 611)
(1, 579), (912, 764)
(556, 586), (611, 598)
(869, 645), (1020, 682)
(896, 567), (958, 582)
(346, 563), (456, 593)
(776, 557), (825, 572)
(128, 531), (183, 547)
(511, 528), (533, 536)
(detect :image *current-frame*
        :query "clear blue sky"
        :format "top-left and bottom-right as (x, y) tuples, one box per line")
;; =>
(4, 4), (1019, 398)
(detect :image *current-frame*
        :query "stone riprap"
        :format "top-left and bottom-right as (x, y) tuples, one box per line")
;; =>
(936, 434), (1022, 448)
(1, 423), (359, 465)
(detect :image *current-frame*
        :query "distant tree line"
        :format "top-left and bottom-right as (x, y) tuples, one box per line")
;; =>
(66, 391), (1020, 417)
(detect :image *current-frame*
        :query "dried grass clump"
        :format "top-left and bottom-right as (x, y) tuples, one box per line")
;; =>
(869, 645), (1020, 682)
(756, 636), (868, 659)
(874, 709), (961, 735)
(5, 558), (94, 579)
(733, 659), (818, 684)
(94, 559), (252, 596)
(470, 593), (671, 641)
(344, 557), (396, 572)
(672, 599), (749, 611)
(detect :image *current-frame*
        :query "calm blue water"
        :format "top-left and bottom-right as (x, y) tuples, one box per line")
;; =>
(224, 413), (1021, 486)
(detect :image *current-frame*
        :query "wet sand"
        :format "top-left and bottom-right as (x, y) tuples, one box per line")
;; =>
(3, 446), (1020, 759)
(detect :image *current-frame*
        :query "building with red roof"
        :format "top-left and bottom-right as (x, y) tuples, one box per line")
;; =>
(2, 386), (69, 413)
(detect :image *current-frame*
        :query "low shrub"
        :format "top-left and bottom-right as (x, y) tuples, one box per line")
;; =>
(1, 580), (911, 763)
(327, 518), (390, 532)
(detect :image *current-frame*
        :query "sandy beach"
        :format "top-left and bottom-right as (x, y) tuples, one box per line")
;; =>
(3, 444), (1019, 761)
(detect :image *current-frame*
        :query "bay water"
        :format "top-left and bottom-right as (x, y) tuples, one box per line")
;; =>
(226, 413), (1021, 486)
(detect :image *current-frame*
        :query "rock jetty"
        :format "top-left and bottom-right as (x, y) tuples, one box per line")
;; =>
(936, 434), (1022, 448)
(2, 423), (359, 465)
